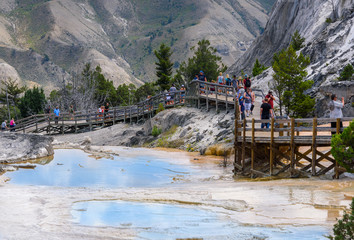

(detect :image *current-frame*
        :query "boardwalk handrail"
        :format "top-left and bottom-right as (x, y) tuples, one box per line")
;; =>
(234, 116), (353, 178)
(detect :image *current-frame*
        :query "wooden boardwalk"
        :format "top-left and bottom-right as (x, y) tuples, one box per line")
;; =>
(8, 79), (353, 178)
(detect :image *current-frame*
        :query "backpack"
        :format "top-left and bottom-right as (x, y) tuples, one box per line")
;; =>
(329, 100), (335, 111)
(245, 78), (251, 87)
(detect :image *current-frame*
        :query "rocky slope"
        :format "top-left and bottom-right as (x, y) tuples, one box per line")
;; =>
(229, 0), (354, 117)
(0, 0), (275, 93)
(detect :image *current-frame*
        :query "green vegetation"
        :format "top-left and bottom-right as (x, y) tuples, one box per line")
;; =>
(290, 30), (305, 51)
(252, 59), (267, 77)
(331, 120), (354, 173)
(178, 39), (227, 84)
(338, 64), (354, 81)
(151, 125), (162, 137)
(19, 87), (46, 117)
(154, 43), (174, 91)
(271, 40), (315, 117)
(326, 18), (333, 24)
(156, 103), (165, 114)
(328, 198), (354, 240)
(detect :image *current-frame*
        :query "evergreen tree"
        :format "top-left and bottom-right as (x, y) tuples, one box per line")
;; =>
(291, 30), (305, 51)
(116, 83), (136, 106)
(271, 45), (315, 117)
(19, 87), (46, 117)
(135, 83), (156, 102)
(252, 59), (267, 77)
(154, 43), (173, 91)
(178, 39), (227, 85)
(0, 79), (26, 106)
(339, 64), (354, 81)
(93, 65), (118, 105)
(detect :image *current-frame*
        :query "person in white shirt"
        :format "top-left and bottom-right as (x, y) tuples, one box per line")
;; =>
(329, 94), (344, 135)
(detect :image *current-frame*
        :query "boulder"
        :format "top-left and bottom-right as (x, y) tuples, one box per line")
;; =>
(0, 133), (54, 163)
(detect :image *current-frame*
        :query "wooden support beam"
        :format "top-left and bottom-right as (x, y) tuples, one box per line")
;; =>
(215, 86), (218, 112)
(335, 118), (340, 179)
(251, 118), (255, 178)
(241, 118), (246, 172)
(270, 118), (275, 175)
(312, 117), (317, 176)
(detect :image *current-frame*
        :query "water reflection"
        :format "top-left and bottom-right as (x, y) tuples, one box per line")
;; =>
(72, 200), (330, 240)
(5, 149), (202, 188)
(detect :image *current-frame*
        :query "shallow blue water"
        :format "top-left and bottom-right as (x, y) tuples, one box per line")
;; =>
(72, 200), (330, 240)
(5, 149), (198, 188)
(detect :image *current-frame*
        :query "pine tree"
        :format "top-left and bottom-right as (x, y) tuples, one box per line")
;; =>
(154, 43), (173, 91)
(178, 39), (227, 85)
(291, 30), (305, 51)
(19, 87), (46, 117)
(271, 46), (315, 117)
(339, 64), (354, 81)
(252, 59), (267, 77)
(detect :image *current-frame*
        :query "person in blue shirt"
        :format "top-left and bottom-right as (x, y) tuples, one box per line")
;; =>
(239, 96), (245, 121)
(54, 106), (60, 124)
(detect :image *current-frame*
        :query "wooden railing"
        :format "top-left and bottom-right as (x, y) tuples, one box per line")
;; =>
(8, 90), (185, 134)
(234, 116), (353, 178)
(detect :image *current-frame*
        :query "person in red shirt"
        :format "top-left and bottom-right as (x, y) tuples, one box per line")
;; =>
(265, 90), (276, 109)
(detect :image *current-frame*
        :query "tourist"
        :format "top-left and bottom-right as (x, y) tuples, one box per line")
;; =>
(243, 74), (251, 90)
(1, 120), (8, 131)
(260, 98), (273, 129)
(329, 94), (344, 135)
(238, 76), (243, 89)
(250, 88), (255, 115)
(231, 75), (237, 89)
(54, 106), (60, 124)
(237, 84), (245, 100)
(225, 74), (231, 86)
(9, 118), (16, 132)
(198, 71), (207, 94)
(217, 72), (224, 85)
(104, 103), (109, 119)
(243, 88), (252, 117)
(265, 90), (275, 109)
(239, 96), (245, 121)
(180, 85), (186, 103)
(69, 105), (74, 120)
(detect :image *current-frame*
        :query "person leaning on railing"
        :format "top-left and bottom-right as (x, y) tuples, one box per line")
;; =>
(329, 93), (344, 135)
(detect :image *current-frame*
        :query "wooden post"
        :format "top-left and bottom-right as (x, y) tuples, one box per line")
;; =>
(61, 115), (64, 134)
(36, 118), (38, 132)
(251, 118), (255, 177)
(279, 123), (284, 136)
(234, 97), (239, 173)
(296, 122), (300, 136)
(75, 115), (77, 133)
(270, 118), (275, 175)
(197, 82), (200, 109)
(130, 106), (132, 124)
(335, 118), (340, 179)
(89, 111), (92, 131)
(124, 107), (126, 123)
(113, 108), (116, 124)
(241, 118), (246, 172)
(290, 118), (295, 174)
(225, 86), (228, 110)
(311, 117), (317, 176)
(216, 85), (218, 112)
(206, 84), (209, 111)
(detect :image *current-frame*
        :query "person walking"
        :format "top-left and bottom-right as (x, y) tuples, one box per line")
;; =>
(69, 105), (74, 120)
(104, 103), (110, 119)
(260, 98), (273, 129)
(9, 118), (16, 132)
(250, 88), (255, 115)
(54, 106), (60, 124)
(265, 90), (275, 109)
(329, 94), (344, 135)
(243, 88), (252, 117)
(243, 74), (251, 90)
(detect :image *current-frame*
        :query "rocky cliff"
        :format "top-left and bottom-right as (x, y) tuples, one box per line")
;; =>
(229, 0), (354, 117)
(0, 132), (54, 163)
(0, 0), (275, 92)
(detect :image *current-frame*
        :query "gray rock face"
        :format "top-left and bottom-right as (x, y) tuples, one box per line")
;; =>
(0, 133), (54, 163)
(230, 0), (354, 117)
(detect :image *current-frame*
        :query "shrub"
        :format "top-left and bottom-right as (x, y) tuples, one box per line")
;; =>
(338, 64), (354, 81)
(156, 103), (165, 113)
(328, 198), (354, 240)
(331, 120), (354, 173)
(326, 18), (333, 24)
(151, 125), (162, 137)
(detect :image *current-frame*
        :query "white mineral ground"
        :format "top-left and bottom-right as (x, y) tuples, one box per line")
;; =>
(0, 146), (353, 239)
